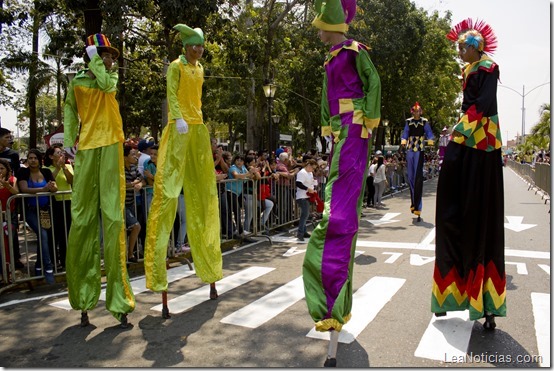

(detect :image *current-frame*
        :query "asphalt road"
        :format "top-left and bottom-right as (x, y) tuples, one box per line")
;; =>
(0, 166), (550, 368)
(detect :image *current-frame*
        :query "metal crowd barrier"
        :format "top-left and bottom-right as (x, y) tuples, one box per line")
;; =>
(0, 174), (319, 286)
(1, 191), (72, 285)
(507, 160), (550, 203)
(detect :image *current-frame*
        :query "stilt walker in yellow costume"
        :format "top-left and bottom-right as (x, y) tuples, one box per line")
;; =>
(64, 34), (135, 328)
(145, 24), (223, 317)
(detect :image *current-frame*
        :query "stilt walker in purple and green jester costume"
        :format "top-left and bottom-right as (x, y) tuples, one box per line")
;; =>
(144, 24), (223, 317)
(302, 0), (380, 366)
(432, 19), (506, 331)
(64, 34), (135, 328)
(401, 102), (434, 222)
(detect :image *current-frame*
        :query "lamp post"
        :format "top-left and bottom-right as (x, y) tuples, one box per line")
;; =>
(263, 81), (276, 151)
(383, 120), (389, 152)
(272, 115), (281, 149)
(498, 82), (549, 142)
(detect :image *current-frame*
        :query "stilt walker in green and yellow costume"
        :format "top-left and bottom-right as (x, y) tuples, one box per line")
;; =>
(145, 24), (222, 316)
(302, 0), (381, 366)
(64, 34), (135, 328)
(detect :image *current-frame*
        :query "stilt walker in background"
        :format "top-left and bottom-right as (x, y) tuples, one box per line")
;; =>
(64, 34), (135, 328)
(145, 24), (223, 317)
(302, 0), (381, 366)
(400, 102), (434, 222)
(432, 19), (505, 330)
(437, 126), (449, 170)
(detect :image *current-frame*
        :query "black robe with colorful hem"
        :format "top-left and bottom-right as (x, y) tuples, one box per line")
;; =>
(431, 55), (506, 321)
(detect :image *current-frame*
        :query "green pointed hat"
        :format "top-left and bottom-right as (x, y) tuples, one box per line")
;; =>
(312, 0), (357, 33)
(173, 24), (204, 47)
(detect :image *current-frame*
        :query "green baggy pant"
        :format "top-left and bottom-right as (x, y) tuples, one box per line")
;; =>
(66, 143), (135, 321)
(145, 124), (222, 292)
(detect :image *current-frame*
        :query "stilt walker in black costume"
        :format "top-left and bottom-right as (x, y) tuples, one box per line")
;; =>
(431, 18), (506, 330)
(401, 102), (434, 222)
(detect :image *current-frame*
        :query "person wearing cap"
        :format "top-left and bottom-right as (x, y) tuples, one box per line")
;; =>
(431, 19), (505, 331)
(63, 33), (135, 328)
(301, 0), (380, 366)
(144, 24), (222, 302)
(400, 102), (434, 221)
(137, 138), (155, 176)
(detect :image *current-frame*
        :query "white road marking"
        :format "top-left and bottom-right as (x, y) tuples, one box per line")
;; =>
(283, 247), (306, 257)
(538, 264), (550, 275)
(418, 228), (435, 248)
(306, 276), (405, 344)
(151, 266), (275, 314)
(414, 311), (474, 362)
(271, 236), (305, 244)
(506, 261), (528, 275)
(356, 240), (549, 260)
(366, 212), (401, 226)
(531, 293), (550, 367)
(504, 216), (537, 232)
(410, 254), (435, 266)
(382, 252), (403, 264)
(221, 276), (304, 328)
(49, 264), (196, 310)
(357, 240), (433, 251)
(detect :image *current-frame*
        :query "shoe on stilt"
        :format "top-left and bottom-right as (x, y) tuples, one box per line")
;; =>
(210, 286), (218, 300)
(324, 357), (337, 367)
(120, 314), (129, 329)
(417, 216), (421, 222)
(483, 313), (496, 330)
(80, 311), (90, 327)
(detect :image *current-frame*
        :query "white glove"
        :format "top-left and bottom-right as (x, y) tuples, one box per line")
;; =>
(324, 135), (333, 144)
(86, 45), (98, 60)
(175, 118), (189, 134)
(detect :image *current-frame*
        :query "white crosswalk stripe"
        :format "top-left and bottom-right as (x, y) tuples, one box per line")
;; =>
(221, 276), (304, 328)
(414, 311), (474, 362)
(306, 276), (405, 344)
(49, 264), (196, 310)
(531, 292), (550, 367)
(151, 266), (274, 314)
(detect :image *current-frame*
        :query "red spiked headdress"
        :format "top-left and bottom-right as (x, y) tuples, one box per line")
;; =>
(446, 18), (497, 55)
(411, 102), (422, 113)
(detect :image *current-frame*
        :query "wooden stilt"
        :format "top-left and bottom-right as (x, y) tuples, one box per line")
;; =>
(324, 330), (339, 367)
(162, 291), (171, 318)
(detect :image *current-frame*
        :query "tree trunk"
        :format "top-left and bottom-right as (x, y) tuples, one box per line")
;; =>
(56, 57), (62, 124)
(300, 82), (313, 151)
(83, 0), (102, 37)
(117, 31), (127, 135)
(28, 5), (40, 149)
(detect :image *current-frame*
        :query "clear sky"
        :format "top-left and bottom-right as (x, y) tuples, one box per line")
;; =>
(412, 0), (551, 145)
(0, 0), (551, 146)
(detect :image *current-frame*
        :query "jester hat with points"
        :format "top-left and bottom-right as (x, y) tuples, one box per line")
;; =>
(312, 0), (357, 33)
(174, 24), (204, 47)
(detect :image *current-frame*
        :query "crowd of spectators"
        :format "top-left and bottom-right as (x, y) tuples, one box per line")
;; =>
(508, 149), (551, 166)
(1, 126), (444, 284)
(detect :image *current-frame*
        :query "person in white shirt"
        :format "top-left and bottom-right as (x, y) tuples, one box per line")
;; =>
(365, 156), (378, 207)
(373, 155), (387, 207)
(295, 159), (317, 241)
(137, 138), (154, 176)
